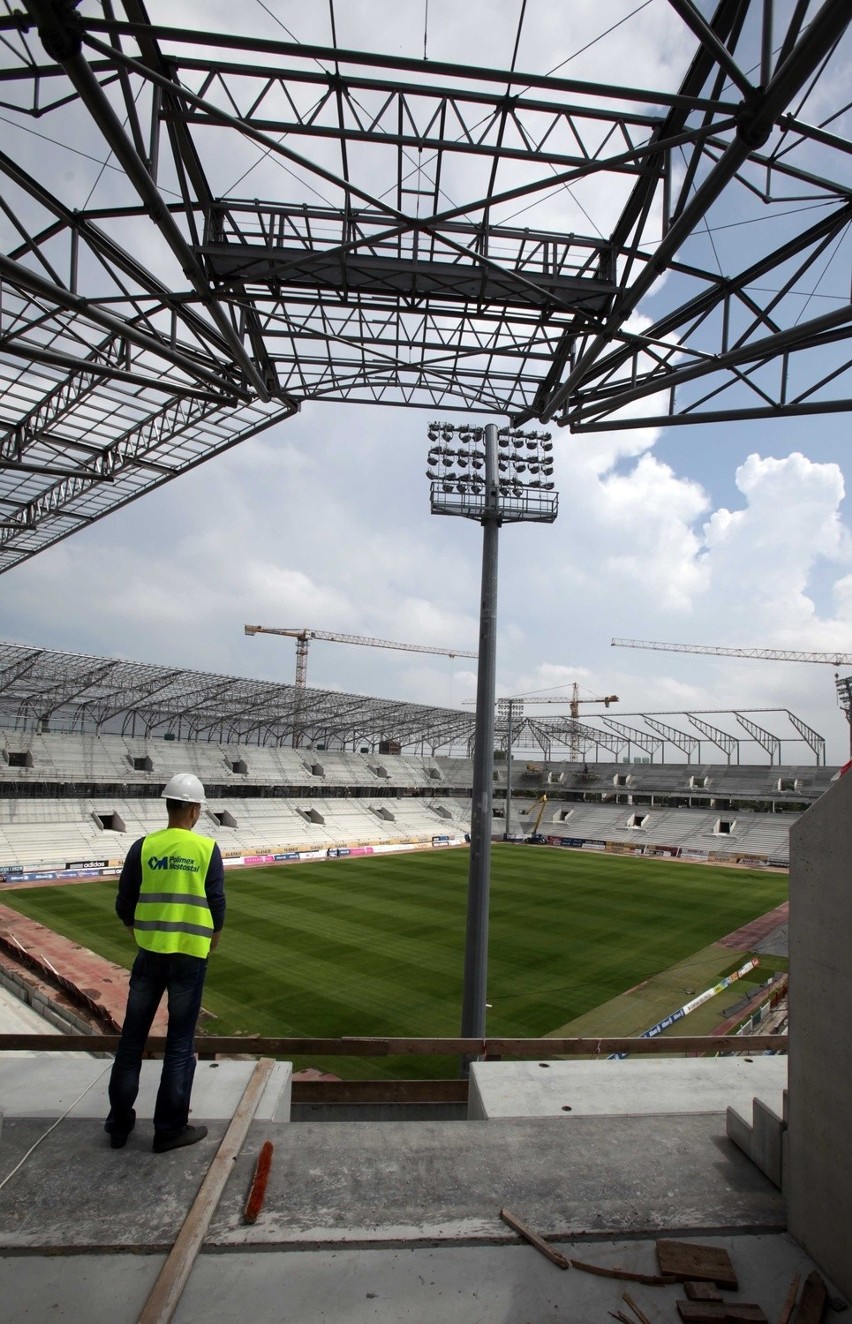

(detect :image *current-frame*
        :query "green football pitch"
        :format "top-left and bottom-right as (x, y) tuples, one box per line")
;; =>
(1, 845), (787, 1079)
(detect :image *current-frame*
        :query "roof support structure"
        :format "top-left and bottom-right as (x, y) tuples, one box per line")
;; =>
(786, 710), (826, 766)
(0, 1), (849, 572)
(643, 716), (700, 763)
(735, 712), (781, 765)
(601, 719), (663, 763)
(687, 713), (740, 764)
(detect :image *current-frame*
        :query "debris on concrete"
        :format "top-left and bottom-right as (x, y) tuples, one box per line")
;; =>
(243, 1139), (274, 1225)
(657, 1239), (739, 1288)
(498, 1207), (569, 1269)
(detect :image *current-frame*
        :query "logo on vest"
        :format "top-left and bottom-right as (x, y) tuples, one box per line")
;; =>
(146, 854), (199, 873)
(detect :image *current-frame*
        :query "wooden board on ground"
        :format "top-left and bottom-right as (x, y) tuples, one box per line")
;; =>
(137, 1058), (276, 1324)
(499, 1207), (569, 1270)
(685, 1281), (724, 1301)
(792, 1270), (828, 1324)
(657, 1240), (739, 1288)
(676, 1304), (767, 1323)
(777, 1273), (800, 1324)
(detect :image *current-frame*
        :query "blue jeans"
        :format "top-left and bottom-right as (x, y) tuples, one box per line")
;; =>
(106, 948), (208, 1140)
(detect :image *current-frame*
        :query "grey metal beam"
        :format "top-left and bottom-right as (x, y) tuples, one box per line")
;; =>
(24, 0), (277, 404)
(531, 0), (852, 423)
(786, 710), (826, 766)
(687, 714), (740, 764)
(643, 716), (700, 762)
(734, 712), (781, 764)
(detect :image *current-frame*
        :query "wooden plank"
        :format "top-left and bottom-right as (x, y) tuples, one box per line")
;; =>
(657, 1241), (739, 1289)
(0, 1032), (790, 1056)
(678, 1307), (726, 1323)
(791, 1270), (827, 1324)
(136, 1058), (276, 1324)
(622, 1291), (654, 1324)
(677, 1305), (768, 1323)
(292, 1077), (468, 1104)
(685, 1282), (724, 1301)
(777, 1273), (799, 1324)
(499, 1208), (570, 1270)
(571, 1257), (677, 1285)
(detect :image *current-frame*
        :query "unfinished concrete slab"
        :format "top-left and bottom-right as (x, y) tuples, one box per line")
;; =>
(0, 1233), (841, 1324)
(469, 1055), (788, 1119)
(0, 1110), (784, 1252)
(0, 1057), (292, 1122)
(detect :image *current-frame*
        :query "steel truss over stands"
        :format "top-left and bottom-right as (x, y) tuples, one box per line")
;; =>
(496, 706), (826, 765)
(0, 2), (850, 572)
(0, 643), (826, 763)
(0, 641), (474, 753)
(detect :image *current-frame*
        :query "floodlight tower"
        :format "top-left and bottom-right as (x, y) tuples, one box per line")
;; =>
(426, 421), (557, 1064)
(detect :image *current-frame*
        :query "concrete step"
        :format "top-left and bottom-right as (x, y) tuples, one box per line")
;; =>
(726, 1088), (788, 1190)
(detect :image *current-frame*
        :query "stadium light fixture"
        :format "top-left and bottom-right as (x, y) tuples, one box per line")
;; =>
(426, 421), (557, 1068)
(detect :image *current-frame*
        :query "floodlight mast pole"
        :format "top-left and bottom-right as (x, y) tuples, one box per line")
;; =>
(461, 423), (500, 1059)
(426, 418), (557, 1075)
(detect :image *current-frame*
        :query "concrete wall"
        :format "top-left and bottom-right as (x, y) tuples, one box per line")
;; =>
(788, 769), (852, 1299)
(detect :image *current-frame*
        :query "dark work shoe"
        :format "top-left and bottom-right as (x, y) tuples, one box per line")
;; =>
(152, 1124), (208, 1154)
(105, 1110), (135, 1149)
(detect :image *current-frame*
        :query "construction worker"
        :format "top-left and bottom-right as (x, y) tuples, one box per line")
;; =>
(104, 772), (225, 1153)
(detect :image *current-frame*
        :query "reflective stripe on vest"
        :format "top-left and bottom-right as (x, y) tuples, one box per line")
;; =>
(137, 827), (216, 958)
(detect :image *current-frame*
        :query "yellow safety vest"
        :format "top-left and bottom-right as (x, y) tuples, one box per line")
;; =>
(134, 827), (216, 959)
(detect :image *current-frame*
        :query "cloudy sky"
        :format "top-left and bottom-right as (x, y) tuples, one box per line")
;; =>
(2, 1), (851, 764)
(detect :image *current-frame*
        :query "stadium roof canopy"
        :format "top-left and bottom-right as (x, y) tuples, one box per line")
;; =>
(0, 640), (479, 752)
(0, 641), (829, 762)
(0, 2), (850, 571)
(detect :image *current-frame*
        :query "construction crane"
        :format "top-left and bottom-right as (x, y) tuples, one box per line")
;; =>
(499, 684), (619, 761)
(245, 625), (478, 690)
(525, 794), (549, 842)
(612, 636), (852, 757)
(611, 638), (852, 666)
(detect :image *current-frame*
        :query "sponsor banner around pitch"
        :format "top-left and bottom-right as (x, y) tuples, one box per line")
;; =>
(1, 865), (120, 883)
(545, 836), (607, 851)
(609, 957), (760, 1058)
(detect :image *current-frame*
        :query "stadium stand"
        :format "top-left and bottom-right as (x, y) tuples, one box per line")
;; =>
(0, 725), (835, 873)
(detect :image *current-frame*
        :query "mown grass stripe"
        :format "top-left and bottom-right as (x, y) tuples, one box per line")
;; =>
(0, 847), (787, 1078)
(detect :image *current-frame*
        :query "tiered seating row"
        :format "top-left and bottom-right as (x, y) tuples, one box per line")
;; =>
(0, 796), (473, 868)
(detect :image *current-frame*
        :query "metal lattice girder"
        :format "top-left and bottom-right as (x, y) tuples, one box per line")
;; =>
(532, 716), (623, 760)
(0, 640), (478, 753)
(643, 715), (700, 761)
(601, 718), (663, 760)
(734, 711), (781, 764)
(686, 712), (740, 763)
(0, 1), (850, 574)
(785, 709), (826, 765)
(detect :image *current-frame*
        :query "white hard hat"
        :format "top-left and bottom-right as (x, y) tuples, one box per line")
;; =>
(161, 772), (206, 804)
